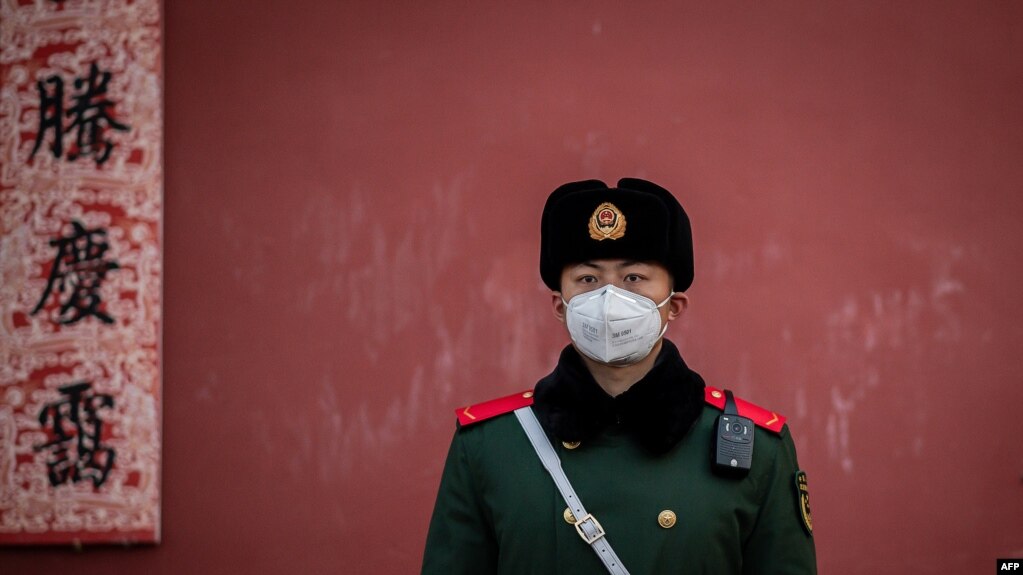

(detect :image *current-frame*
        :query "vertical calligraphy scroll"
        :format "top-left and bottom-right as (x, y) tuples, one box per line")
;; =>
(0, 0), (162, 545)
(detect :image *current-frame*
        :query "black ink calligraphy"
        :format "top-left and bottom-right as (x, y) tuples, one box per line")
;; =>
(35, 382), (116, 489)
(29, 62), (130, 166)
(31, 220), (120, 325)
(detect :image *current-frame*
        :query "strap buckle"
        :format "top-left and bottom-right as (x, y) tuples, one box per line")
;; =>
(574, 513), (606, 545)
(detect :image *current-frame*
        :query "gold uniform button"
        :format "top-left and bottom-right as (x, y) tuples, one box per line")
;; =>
(658, 510), (677, 529)
(711, 390), (723, 399)
(522, 391), (534, 398)
(563, 507), (577, 524)
(562, 440), (581, 450)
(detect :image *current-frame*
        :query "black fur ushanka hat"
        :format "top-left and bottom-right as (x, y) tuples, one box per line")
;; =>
(539, 178), (693, 292)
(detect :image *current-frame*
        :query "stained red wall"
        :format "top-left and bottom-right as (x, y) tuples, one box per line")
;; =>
(4, 1), (1023, 574)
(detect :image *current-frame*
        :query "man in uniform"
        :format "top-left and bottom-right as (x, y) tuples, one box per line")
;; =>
(421, 178), (816, 574)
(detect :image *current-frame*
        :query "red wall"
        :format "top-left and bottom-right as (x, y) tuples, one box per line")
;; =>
(5, 1), (1023, 573)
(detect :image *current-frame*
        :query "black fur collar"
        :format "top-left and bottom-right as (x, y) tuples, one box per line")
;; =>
(532, 339), (706, 455)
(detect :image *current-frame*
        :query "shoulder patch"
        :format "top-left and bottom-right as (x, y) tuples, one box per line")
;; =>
(704, 386), (786, 434)
(795, 470), (813, 535)
(456, 389), (535, 427)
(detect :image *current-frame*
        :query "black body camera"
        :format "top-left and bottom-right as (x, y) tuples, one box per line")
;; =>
(713, 389), (754, 476)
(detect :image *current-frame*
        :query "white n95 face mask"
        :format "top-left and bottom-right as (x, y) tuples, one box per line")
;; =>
(562, 285), (673, 366)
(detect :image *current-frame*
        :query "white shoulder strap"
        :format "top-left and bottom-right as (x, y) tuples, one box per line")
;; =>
(514, 406), (630, 575)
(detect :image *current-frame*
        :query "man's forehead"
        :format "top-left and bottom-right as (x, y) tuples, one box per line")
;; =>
(568, 259), (665, 271)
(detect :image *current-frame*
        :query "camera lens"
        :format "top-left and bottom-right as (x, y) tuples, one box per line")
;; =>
(731, 423), (743, 434)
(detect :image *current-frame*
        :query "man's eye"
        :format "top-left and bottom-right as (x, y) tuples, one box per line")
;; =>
(624, 274), (642, 282)
(580, 276), (597, 283)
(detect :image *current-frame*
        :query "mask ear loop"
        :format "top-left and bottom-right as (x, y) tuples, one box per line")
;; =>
(656, 291), (675, 308)
(653, 292), (675, 339)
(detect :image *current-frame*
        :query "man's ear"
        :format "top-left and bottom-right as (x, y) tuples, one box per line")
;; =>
(667, 292), (689, 321)
(551, 292), (567, 322)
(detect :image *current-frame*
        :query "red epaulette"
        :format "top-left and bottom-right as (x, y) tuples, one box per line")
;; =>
(456, 389), (535, 427)
(704, 386), (786, 434)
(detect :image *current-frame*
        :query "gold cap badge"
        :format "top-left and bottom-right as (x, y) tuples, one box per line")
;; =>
(588, 202), (626, 241)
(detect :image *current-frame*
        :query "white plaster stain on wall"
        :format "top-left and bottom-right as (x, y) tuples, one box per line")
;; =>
(822, 241), (966, 474)
(705, 233), (792, 282)
(271, 171), (558, 479)
(481, 245), (554, 390)
(564, 131), (610, 174)
(290, 173), (468, 357)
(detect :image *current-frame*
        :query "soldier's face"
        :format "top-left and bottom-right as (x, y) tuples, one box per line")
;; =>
(551, 259), (688, 327)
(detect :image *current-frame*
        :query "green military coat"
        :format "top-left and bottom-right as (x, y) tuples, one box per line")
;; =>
(422, 402), (815, 574)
